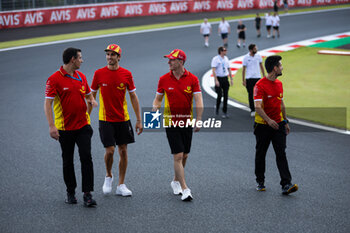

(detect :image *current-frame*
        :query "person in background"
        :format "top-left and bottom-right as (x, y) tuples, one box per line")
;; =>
(200, 18), (212, 47)
(273, 0), (279, 13)
(283, 0), (289, 14)
(218, 17), (231, 48)
(265, 12), (273, 38)
(242, 44), (265, 117)
(211, 46), (233, 118)
(272, 12), (280, 38)
(255, 13), (262, 38)
(236, 20), (246, 48)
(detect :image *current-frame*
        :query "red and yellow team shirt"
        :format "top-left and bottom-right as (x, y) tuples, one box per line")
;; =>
(156, 69), (201, 126)
(45, 66), (91, 131)
(91, 66), (136, 122)
(254, 77), (285, 124)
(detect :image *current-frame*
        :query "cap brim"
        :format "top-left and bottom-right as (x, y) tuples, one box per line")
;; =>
(104, 49), (120, 54)
(164, 55), (177, 59)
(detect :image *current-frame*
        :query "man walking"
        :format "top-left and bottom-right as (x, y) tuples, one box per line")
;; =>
(211, 46), (233, 118)
(44, 47), (98, 207)
(218, 17), (230, 48)
(236, 20), (246, 48)
(89, 44), (143, 197)
(253, 55), (298, 195)
(255, 13), (261, 38)
(152, 49), (203, 201)
(200, 18), (212, 47)
(242, 44), (265, 117)
(272, 12), (280, 38)
(265, 12), (273, 38)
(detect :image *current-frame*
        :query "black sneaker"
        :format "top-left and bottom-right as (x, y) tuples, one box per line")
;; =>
(256, 182), (266, 191)
(65, 193), (77, 204)
(282, 184), (298, 195)
(83, 193), (97, 207)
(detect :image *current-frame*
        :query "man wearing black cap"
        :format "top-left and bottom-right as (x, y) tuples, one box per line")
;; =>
(152, 49), (203, 201)
(89, 44), (143, 197)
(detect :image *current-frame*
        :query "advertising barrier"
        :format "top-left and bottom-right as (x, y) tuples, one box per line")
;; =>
(1, 0), (348, 29)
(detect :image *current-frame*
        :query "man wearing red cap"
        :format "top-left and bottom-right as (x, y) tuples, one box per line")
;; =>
(152, 49), (203, 201)
(89, 44), (143, 197)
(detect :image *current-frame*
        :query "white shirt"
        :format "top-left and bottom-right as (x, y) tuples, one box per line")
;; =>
(242, 53), (263, 79)
(272, 15), (280, 27)
(265, 15), (273, 26)
(211, 55), (230, 77)
(218, 21), (230, 34)
(200, 22), (212, 35)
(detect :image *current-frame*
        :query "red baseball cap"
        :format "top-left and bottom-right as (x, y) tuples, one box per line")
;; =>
(164, 49), (186, 61)
(104, 44), (122, 55)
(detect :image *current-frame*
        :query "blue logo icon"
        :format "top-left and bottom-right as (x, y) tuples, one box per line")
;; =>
(143, 110), (162, 129)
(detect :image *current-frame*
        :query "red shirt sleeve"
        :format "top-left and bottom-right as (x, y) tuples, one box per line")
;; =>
(127, 72), (136, 92)
(156, 76), (164, 95)
(192, 75), (201, 94)
(90, 70), (99, 92)
(254, 82), (264, 101)
(45, 76), (57, 98)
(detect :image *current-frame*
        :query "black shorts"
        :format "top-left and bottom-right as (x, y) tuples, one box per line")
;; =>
(203, 34), (210, 37)
(99, 120), (135, 147)
(238, 32), (245, 39)
(266, 25), (272, 30)
(273, 26), (279, 30)
(256, 25), (260, 30)
(221, 33), (228, 39)
(166, 127), (193, 154)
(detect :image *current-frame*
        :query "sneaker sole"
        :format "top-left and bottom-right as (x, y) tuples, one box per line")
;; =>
(116, 192), (132, 197)
(282, 184), (298, 195)
(182, 196), (193, 201)
(256, 188), (266, 191)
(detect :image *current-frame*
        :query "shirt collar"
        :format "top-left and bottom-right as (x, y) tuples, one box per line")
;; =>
(170, 69), (189, 80)
(59, 66), (78, 77)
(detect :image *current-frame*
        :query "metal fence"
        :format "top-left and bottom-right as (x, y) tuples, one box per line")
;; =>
(0, 0), (143, 11)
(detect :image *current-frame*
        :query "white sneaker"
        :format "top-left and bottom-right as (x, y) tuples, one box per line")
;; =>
(116, 184), (132, 196)
(250, 111), (256, 117)
(170, 181), (182, 195)
(102, 176), (113, 194)
(181, 188), (193, 201)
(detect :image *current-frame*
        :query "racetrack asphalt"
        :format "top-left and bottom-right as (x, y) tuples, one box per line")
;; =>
(0, 8), (350, 233)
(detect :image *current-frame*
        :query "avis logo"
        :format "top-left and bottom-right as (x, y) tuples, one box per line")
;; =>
(143, 110), (162, 129)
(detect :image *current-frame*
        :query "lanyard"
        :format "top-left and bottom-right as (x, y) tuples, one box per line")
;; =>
(219, 56), (227, 74)
(65, 72), (82, 82)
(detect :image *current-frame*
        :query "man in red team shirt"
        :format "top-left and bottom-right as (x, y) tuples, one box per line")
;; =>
(152, 49), (203, 201)
(44, 47), (98, 206)
(89, 44), (143, 197)
(253, 55), (298, 195)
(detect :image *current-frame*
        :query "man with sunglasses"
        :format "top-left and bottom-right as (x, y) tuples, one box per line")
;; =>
(89, 44), (143, 197)
(211, 46), (233, 118)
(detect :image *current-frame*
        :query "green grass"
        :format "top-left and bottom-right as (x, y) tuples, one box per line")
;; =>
(1, 4), (349, 49)
(229, 46), (350, 129)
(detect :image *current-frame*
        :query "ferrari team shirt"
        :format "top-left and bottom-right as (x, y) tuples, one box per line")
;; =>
(45, 66), (91, 131)
(254, 77), (285, 124)
(91, 66), (136, 122)
(156, 69), (201, 126)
